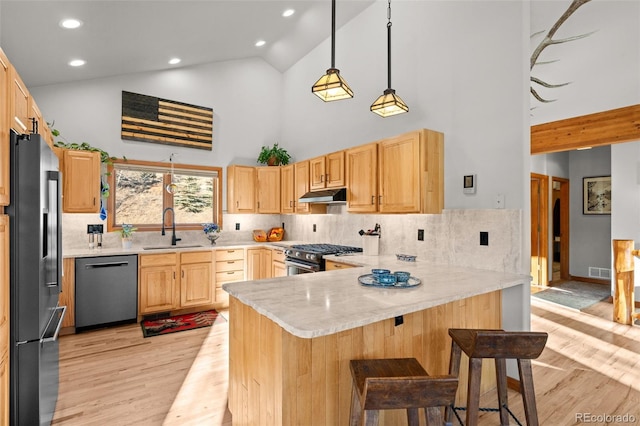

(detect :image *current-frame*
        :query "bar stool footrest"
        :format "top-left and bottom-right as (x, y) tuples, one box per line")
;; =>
(449, 404), (523, 426)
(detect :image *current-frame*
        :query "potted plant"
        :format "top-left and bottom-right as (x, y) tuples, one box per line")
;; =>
(257, 143), (291, 166)
(118, 224), (137, 249)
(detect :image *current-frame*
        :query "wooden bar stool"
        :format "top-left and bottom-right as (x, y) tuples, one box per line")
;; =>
(445, 328), (548, 426)
(349, 358), (459, 426)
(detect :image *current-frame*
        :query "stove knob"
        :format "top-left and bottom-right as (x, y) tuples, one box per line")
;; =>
(295, 251), (301, 257)
(306, 254), (317, 261)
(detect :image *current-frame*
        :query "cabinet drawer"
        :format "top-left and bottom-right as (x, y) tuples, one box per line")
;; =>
(139, 253), (177, 267)
(181, 251), (212, 264)
(272, 249), (286, 262)
(215, 248), (244, 262)
(216, 270), (245, 283)
(216, 259), (244, 272)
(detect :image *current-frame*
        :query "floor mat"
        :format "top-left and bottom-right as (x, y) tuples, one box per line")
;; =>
(532, 281), (610, 311)
(140, 310), (219, 337)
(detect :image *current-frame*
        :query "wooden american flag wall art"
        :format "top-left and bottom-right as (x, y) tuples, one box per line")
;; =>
(121, 91), (213, 150)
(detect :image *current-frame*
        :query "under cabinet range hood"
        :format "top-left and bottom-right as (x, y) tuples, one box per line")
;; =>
(298, 188), (347, 204)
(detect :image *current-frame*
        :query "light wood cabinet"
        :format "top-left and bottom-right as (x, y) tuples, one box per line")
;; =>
(139, 253), (178, 314)
(256, 167), (280, 213)
(272, 248), (287, 277)
(62, 149), (101, 213)
(227, 165), (256, 213)
(247, 247), (273, 280)
(215, 248), (245, 306)
(325, 260), (356, 271)
(0, 350), (8, 426)
(59, 257), (76, 331)
(346, 142), (378, 213)
(294, 161), (326, 214)
(0, 49), (9, 206)
(280, 164), (295, 213)
(180, 251), (213, 308)
(378, 129), (443, 214)
(309, 150), (345, 190)
(0, 217), (9, 408)
(9, 65), (29, 134)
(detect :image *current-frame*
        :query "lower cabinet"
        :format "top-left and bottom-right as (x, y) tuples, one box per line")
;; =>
(0, 350), (8, 426)
(272, 248), (287, 277)
(59, 257), (76, 330)
(215, 248), (245, 306)
(325, 260), (356, 271)
(247, 247), (273, 280)
(180, 251), (213, 308)
(139, 253), (178, 315)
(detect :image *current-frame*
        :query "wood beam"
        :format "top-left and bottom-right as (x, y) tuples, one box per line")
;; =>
(531, 104), (640, 154)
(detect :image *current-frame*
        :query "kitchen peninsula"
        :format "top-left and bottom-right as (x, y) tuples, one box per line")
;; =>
(223, 255), (530, 425)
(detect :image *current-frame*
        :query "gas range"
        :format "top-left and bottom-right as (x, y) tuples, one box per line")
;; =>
(284, 243), (363, 273)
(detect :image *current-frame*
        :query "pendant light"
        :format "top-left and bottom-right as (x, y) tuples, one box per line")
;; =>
(166, 153), (177, 194)
(311, 0), (354, 101)
(370, 0), (409, 117)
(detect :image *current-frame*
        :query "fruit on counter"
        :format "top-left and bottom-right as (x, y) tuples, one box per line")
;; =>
(267, 227), (285, 241)
(252, 229), (267, 242)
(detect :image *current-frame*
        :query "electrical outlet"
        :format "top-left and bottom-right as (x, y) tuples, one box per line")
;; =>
(235, 223), (240, 231)
(313, 224), (317, 232)
(418, 229), (424, 241)
(395, 315), (404, 326)
(480, 231), (489, 246)
(282, 222), (285, 229)
(495, 194), (505, 209)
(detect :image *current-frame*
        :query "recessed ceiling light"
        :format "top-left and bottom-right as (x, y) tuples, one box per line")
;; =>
(282, 9), (295, 17)
(60, 18), (83, 29)
(69, 59), (86, 67)
(168, 58), (181, 65)
(255, 40), (266, 47)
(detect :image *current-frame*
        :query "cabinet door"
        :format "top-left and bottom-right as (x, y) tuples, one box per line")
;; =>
(325, 151), (345, 188)
(272, 261), (287, 278)
(246, 248), (262, 280)
(378, 132), (421, 213)
(10, 66), (29, 134)
(309, 156), (326, 190)
(256, 167), (280, 213)
(63, 149), (101, 213)
(261, 248), (273, 279)
(280, 164), (295, 213)
(0, 216), (8, 380)
(347, 143), (378, 213)
(181, 262), (213, 307)
(139, 265), (177, 314)
(294, 161), (310, 213)
(227, 165), (256, 213)
(59, 258), (75, 329)
(0, 351), (8, 426)
(0, 49), (9, 206)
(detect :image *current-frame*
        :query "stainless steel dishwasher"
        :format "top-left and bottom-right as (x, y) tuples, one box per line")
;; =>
(75, 255), (138, 330)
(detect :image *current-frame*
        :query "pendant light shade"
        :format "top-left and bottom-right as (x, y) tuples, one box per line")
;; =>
(370, 0), (408, 117)
(312, 0), (354, 102)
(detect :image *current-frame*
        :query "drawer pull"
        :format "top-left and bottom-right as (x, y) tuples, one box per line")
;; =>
(227, 271), (234, 275)
(227, 261), (234, 264)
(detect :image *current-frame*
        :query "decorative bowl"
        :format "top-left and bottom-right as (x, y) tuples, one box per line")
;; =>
(394, 271), (411, 283)
(371, 268), (391, 277)
(376, 274), (397, 285)
(252, 229), (267, 242)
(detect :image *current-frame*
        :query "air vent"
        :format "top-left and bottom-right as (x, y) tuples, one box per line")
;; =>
(588, 267), (611, 279)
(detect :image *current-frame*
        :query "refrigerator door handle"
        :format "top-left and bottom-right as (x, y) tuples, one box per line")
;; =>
(41, 306), (67, 343)
(46, 170), (62, 291)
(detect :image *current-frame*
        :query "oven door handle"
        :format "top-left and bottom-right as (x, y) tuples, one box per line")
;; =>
(284, 259), (319, 272)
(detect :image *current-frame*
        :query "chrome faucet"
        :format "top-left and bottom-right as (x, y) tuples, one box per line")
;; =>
(162, 207), (181, 245)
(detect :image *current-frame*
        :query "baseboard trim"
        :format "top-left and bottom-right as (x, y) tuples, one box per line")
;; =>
(570, 275), (610, 286)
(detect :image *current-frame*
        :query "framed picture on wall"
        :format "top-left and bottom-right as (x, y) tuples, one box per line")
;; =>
(583, 176), (611, 215)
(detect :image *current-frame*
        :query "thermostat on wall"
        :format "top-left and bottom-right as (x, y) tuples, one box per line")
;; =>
(463, 174), (476, 194)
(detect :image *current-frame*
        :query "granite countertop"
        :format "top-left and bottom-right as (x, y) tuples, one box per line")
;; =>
(223, 255), (530, 339)
(63, 240), (295, 258)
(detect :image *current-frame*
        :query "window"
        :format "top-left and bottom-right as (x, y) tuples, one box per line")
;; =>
(107, 159), (222, 232)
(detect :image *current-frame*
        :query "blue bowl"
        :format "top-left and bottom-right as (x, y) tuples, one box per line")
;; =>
(376, 274), (397, 285)
(371, 268), (391, 276)
(394, 271), (411, 283)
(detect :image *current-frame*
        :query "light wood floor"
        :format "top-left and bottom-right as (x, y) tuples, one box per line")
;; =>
(52, 300), (640, 425)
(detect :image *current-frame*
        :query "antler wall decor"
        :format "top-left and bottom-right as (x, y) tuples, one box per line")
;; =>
(530, 0), (594, 104)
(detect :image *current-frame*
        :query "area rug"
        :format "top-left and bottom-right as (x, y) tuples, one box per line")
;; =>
(140, 310), (219, 338)
(532, 281), (610, 311)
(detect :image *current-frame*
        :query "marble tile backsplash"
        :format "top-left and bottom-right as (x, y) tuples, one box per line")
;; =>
(63, 208), (522, 274)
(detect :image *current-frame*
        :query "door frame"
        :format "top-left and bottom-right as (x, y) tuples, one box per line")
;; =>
(551, 177), (570, 282)
(531, 173), (549, 286)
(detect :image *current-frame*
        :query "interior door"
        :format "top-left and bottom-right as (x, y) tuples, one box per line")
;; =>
(531, 173), (549, 286)
(552, 177), (570, 281)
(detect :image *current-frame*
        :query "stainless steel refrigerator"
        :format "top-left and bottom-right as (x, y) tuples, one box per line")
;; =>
(6, 129), (66, 425)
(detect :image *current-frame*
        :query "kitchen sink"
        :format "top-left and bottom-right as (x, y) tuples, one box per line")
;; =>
(142, 245), (205, 250)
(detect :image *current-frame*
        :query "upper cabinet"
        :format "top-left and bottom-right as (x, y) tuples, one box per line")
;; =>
(0, 49), (10, 207)
(309, 150), (345, 190)
(280, 164), (295, 214)
(346, 143), (378, 213)
(62, 149), (101, 213)
(256, 167), (280, 213)
(227, 165), (256, 213)
(9, 67), (29, 135)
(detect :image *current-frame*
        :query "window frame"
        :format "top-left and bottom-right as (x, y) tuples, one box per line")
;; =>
(106, 158), (223, 233)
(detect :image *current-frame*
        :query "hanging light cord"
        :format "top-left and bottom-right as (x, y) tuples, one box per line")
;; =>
(386, 0), (392, 90)
(330, 0), (337, 69)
